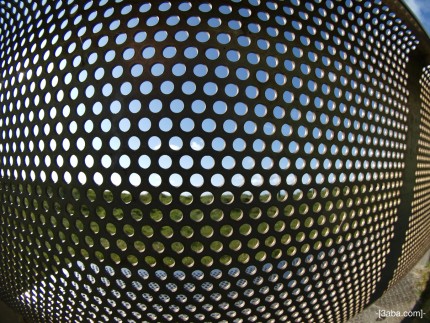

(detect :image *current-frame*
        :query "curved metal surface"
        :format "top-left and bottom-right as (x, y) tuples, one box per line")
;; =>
(0, 0), (429, 322)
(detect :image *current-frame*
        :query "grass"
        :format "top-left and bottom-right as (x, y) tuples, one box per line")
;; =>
(116, 239), (127, 251)
(88, 189), (306, 208)
(170, 209), (183, 222)
(133, 240), (145, 252)
(190, 241), (204, 253)
(161, 226), (173, 238)
(171, 242), (184, 253)
(131, 208), (143, 221)
(210, 241), (223, 252)
(200, 225), (213, 238)
(82, 187), (321, 259)
(180, 226), (194, 238)
(123, 224), (134, 236)
(141, 225), (153, 237)
(190, 209), (204, 222)
(229, 240), (241, 251)
(90, 221), (99, 233)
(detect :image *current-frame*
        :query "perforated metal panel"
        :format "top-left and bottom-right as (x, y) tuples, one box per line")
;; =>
(392, 65), (430, 285)
(0, 0), (429, 322)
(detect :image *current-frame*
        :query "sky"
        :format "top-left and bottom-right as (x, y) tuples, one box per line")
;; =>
(64, 2), (430, 190)
(403, 0), (430, 35)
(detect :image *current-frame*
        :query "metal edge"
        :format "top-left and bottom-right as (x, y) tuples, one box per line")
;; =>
(385, 0), (430, 59)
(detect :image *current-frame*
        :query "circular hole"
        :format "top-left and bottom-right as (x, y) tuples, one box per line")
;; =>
(163, 46), (177, 58)
(151, 63), (165, 76)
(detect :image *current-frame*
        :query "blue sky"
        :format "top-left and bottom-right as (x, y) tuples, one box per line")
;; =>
(72, 2), (430, 189)
(404, 0), (430, 35)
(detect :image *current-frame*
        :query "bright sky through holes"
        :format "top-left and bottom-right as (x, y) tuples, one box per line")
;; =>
(77, 3), (429, 189)
(80, 29), (281, 188)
